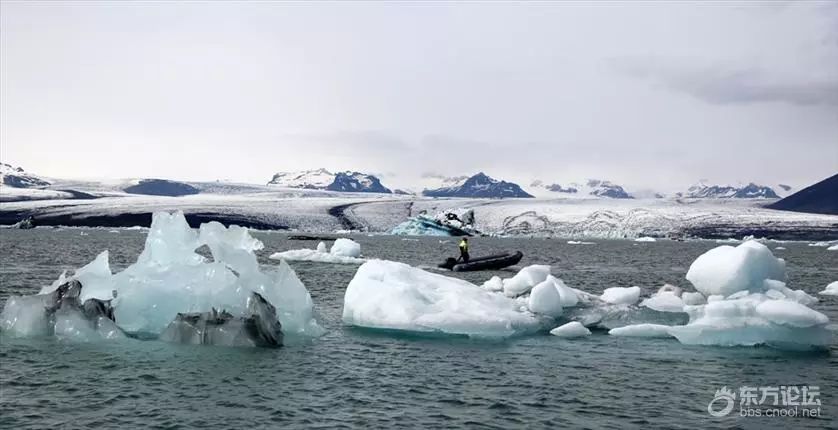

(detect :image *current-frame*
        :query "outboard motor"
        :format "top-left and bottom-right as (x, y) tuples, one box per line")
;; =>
(438, 257), (458, 270)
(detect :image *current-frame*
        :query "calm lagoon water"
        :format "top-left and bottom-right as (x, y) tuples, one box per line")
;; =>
(1, 229), (836, 429)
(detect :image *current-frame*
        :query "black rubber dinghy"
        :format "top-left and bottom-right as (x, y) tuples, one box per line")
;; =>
(438, 251), (523, 272)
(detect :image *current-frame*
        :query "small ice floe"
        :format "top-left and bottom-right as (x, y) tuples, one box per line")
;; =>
(828, 244), (838, 251)
(269, 238), (365, 264)
(774, 246), (786, 250)
(600, 286), (641, 305)
(609, 324), (673, 338)
(819, 282), (838, 296)
(550, 322), (591, 338)
(634, 237), (656, 242)
(567, 241), (596, 245)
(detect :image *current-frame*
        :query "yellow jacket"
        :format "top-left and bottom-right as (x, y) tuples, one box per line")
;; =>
(458, 239), (469, 252)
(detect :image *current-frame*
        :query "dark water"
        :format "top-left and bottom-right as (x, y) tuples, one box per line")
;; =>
(1, 229), (836, 429)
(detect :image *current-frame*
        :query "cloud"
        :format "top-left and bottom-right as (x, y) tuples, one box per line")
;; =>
(613, 58), (838, 107)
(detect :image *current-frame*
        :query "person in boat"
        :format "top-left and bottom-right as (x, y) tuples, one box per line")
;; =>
(458, 237), (470, 263)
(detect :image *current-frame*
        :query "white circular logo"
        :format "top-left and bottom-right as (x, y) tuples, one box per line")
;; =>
(708, 387), (735, 417)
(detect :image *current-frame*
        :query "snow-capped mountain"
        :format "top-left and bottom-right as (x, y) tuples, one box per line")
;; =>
(267, 168), (336, 189)
(423, 172), (533, 198)
(326, 171), (392, 193)
(530, 179), (633, 199)
(0, 163), (50, 188)
(267, 169), (392, 193)
(680, 181), (789, 199)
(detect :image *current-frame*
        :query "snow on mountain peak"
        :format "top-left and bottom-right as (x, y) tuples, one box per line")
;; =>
(423, 172), (533, 198)
(267, 169), (392, 193)
(681, 181), (785, 199)
(530, 178), (632, 199)
(0, 163), (51, 188)
(267, 168), (336, 189)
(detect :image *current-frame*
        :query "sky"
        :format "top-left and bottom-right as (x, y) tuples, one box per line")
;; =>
(1, 1), (836, 192)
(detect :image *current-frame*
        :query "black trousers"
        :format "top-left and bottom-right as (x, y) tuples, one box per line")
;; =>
(460, 251), (470, 263)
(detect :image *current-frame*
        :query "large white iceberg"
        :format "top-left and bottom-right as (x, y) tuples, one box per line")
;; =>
(686, 240), (786, 297)
(659, 242), (831, 349)
(269, 239), (365, 264)
(5, 211), (324, 339)
(342, 260), (549, 338)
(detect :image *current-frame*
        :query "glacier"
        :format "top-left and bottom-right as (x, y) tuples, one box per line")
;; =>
(2, 211), (324, 341)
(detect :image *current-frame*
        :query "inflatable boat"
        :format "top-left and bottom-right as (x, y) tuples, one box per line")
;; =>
(438, 251), (523, 272)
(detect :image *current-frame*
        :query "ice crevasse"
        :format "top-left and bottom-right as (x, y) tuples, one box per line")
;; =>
(2, 211), (324, 339)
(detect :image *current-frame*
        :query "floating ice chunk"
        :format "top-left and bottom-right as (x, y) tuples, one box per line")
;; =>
(567, 241), (595, 245)
(22, 211), (324, 338)
(481, 276), (503, 292)
(330, 238), (361, 257)
(552, 278), (579, 307)
(269, 248), (365, 264)
(600, 286), (641, 305)
(681, 292), (706, 306)
(609, 324), (673, 338)
(0, 295), (52, 337)
(819, 281), (838, 296)
(685, 240), (786, 297)
(634, 237), (656, 242)
(754, 300), (829, 328)
(775, 247), (786, 250)
(763, 279), (817, 305)
(316, 241), (327, 253)
(342, 260), (544, 338)
(669, 294), (832, 349)
(528, 279), (564, 318)
(502, 265), (551, 297)
(550, 322), (591, 338)
(828, 244), (838, 251)
(640, 292), (685, 313)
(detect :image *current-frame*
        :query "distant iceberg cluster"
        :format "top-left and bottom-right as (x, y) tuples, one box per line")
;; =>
(1, 211), (324, 343)
(269, 238), (365, 264)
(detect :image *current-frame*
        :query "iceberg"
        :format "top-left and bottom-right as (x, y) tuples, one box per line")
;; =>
(330, 238), (361, 257)
(819, 281), (838, 296)
(269, 239), (365, 264)
(640, 286), (686, 313)
(4, 211), (324, 340)
(528, 279), (564, 318)
(600, 286), (641, 305)
(685, 240), (785, 297)
(391, 209), (478, 237)
(502, 265), (551, 297)
(342, 260), (548, 338)
(550, 322), (591, 338)
(667, 243), (832, 349)
(668, 293), (832, 350)
(609, 324), (673, 338)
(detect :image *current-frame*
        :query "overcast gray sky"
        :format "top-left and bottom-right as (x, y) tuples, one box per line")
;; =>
(1, 1), (836, 191)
